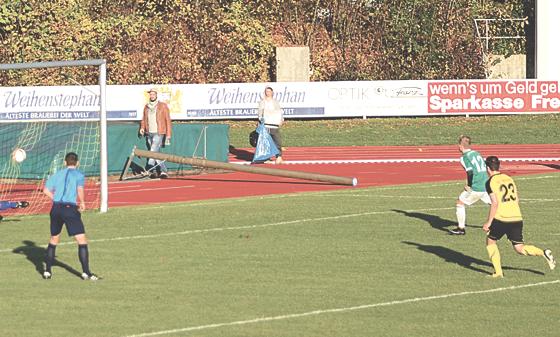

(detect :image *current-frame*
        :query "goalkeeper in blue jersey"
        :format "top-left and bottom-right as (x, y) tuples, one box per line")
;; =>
(450, 135), (491, 235)
(0, 201), (29, 221)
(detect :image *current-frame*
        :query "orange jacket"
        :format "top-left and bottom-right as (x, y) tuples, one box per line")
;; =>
(140, 101), (172, 138)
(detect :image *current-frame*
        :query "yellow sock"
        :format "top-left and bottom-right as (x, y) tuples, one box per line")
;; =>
(522, 245), (544, 257)
(486, 244), (503, 276)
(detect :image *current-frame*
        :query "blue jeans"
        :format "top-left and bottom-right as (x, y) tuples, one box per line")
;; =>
(146, 133), (167, 173)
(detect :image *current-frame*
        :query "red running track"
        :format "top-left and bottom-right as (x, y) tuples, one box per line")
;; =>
(3, 145), (559, 214)
(108, 144), (560, 208)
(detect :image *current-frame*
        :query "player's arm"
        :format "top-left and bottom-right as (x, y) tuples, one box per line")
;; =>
(43, 187), (54, 200)
(464, 169), (473, 192)
(483, 179), (497, 232)
(77, 186), (85, 211)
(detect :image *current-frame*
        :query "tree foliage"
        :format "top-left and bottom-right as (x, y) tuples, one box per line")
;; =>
(0, 0), (524, 85)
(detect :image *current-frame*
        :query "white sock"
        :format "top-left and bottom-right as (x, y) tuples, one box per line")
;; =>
(456, 204), (466, 229)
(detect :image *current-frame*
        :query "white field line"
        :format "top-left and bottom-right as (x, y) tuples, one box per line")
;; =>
(231, 158), (560, 165)
(109, 185), (195, 194)
(316, 194), (449, 199)
(0, 206), (453, 253)
(124, 280), (560, 337)
(108, 184), (143, 190)
(314, 194), (560, 203)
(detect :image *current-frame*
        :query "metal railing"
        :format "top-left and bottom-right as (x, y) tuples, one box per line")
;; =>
(474, 18), (526, 52)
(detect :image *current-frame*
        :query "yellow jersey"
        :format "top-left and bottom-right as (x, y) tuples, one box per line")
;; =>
(485, 173), (523, 222)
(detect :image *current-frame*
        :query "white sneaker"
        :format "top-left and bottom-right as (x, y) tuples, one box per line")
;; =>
(81, 272), (101, 281)
(544, 249), (556, 270)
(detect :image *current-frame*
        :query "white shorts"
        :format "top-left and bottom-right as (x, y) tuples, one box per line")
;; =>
(458, 190), (491, 206)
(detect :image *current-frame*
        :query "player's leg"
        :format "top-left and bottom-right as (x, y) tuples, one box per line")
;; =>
(0, 201), (30, 221)
(44, 235), (60, 279)
(452, 199), (467, 234)
(508, 222), (555, 270)
(65, 207), (100, 280)
(44, 205), (64, 279)
(486, 220), (507, 277)
(0, 201), (28, 210)
(451, 191), (472, 234)
(486, 238), (503, 278)
(451, 191), (484, 235)
(74, 233), (94, 279)
(0, 201), (18, 210)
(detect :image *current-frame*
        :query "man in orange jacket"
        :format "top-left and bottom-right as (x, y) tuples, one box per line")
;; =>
(139, 88), (172, 178)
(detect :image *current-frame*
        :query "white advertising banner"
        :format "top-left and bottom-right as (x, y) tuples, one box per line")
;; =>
(0, 79), (558, 122)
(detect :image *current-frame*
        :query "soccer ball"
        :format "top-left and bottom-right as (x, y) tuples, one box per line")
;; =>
(12, 148), (26, 163)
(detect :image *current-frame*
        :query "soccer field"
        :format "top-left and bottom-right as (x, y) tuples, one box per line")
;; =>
(1, 173), (559, 337)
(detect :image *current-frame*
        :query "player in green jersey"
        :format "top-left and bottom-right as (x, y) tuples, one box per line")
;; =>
(450, 135), (491, 235)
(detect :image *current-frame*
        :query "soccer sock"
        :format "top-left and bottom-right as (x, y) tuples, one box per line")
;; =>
(45, 243), (56, 273)
(78, 244), (91, 275)
(456, 204), (466, 228)
(486, 244), (503, 276)
(521, 245), (544, 257)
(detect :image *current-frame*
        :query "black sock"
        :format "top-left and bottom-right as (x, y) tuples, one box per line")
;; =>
(78, 244), (91, 275)
(45, 243), (56, 273)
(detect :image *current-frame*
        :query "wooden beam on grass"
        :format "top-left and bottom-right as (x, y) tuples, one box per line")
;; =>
(134, 149), (358, 186)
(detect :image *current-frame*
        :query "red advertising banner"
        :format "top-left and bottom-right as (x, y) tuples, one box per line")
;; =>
(427, 80), (560, 113)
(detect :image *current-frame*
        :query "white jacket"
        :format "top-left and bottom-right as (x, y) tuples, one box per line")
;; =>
(258, 98), (283, 128)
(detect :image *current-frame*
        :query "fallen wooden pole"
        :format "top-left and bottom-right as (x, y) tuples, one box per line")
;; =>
(134, 149), (358, 186)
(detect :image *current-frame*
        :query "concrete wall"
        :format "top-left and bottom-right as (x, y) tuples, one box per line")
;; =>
(275, 46), (310, 82)
(537, 0), (560, 79)
(486, 54), (526, 79)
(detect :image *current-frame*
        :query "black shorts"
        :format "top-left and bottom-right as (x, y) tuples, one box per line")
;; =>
(488, 219), (524, 244)
(50, 203), (85, 237)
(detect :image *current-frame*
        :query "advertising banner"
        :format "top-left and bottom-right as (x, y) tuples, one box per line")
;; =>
(1, 79), (558, 122)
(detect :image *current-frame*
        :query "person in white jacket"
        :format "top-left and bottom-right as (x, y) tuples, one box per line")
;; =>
(257, 86), (284, 164)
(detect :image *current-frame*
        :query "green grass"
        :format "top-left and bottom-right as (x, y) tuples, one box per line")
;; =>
(222, 114), (560, 148)
(1, 173), (559, 337)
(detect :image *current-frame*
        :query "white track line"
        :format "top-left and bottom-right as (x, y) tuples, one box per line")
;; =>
(231, 158), (560, 165)
(124, 280), (560, 337)
(109, 185), (195, 194)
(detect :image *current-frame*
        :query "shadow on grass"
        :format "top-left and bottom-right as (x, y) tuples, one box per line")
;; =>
(12, 240), (83, 278)
(392, 209), (482, 234)
(402, 241), (544, 276)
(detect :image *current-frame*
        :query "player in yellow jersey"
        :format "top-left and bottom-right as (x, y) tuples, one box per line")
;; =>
(482, 156), (555, 277)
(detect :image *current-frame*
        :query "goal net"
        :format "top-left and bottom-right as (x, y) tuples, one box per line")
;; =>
(0, 60), (108, 217)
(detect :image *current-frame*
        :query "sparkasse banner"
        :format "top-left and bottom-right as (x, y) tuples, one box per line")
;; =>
(428, 80), (560, 113)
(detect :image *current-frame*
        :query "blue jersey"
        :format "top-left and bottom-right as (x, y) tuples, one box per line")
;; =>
(45, 168), (85, 205)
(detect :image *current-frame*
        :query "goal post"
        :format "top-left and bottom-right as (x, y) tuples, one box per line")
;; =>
(0, 59), (108, 213)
